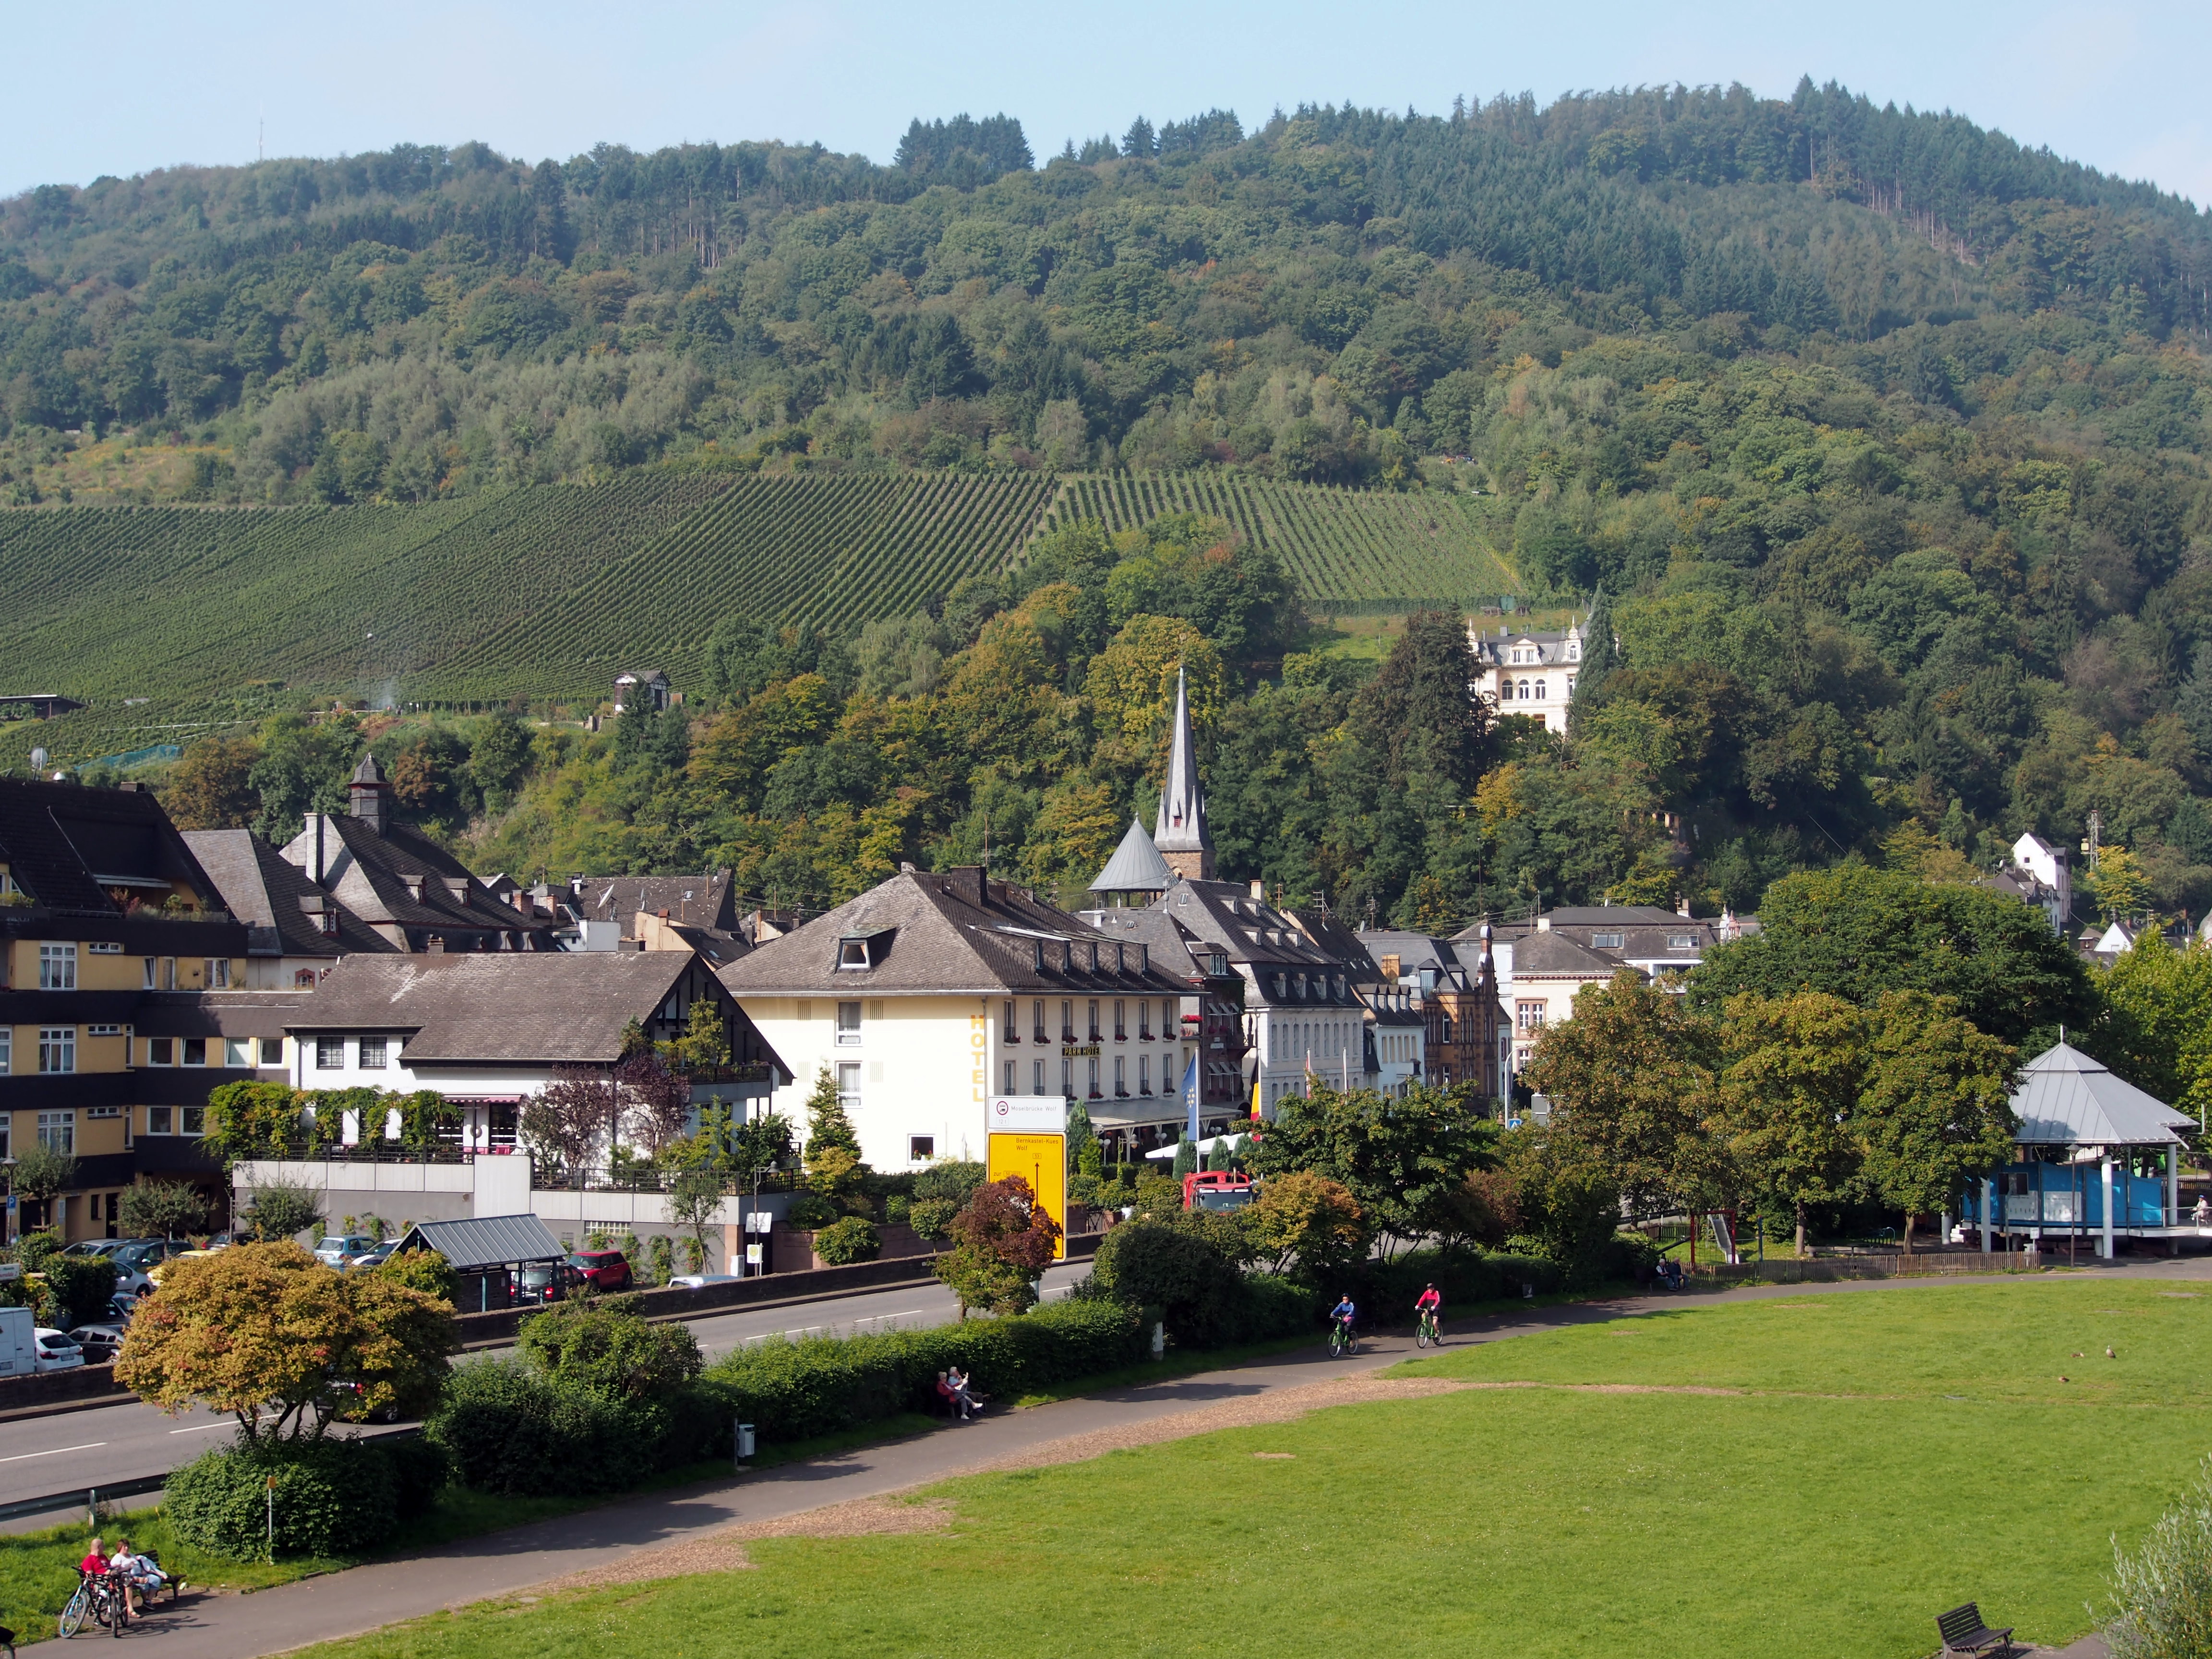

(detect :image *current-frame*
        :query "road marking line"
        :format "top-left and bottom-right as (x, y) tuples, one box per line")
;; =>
(167, 1422), (235, 1435)
(0, 1442), (104, 1463)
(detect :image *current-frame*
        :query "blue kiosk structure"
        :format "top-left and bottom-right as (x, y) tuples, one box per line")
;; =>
(1959, 1043), (2200, 1258)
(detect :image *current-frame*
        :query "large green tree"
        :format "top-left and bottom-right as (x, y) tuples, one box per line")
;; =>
(1247, 1081), (1498, 1253)
(1854, 993), (2019, 1253)
(1716, 991), (1868, 1257)
(1690, 865), (2099, 1046)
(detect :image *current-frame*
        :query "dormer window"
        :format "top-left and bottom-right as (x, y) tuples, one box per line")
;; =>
(1592, 931), (1623, 949)
(1668, 934), (1697, 951)
(838, 938), (870, 969)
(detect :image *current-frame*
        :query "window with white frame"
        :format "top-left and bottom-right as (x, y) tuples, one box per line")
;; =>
(88, 940), (121, 955)
(835, 1002), (861, 1046)
(182, 1037), (206, 1066)
(1060, 1057), (1072, 1097)
(36, 1111), (72, 1152)
(148, 1037), (172, 1065)
(1592, 931), (1623, 949)
(316, 1036), (346, 1070)
(143, 957), (156, 989)
(836, 1062), (861, 1113)
(85, 1022), (124, 1038)
(38, 943), (75, 990)
(1114, 1055), (1127, 1096)
(1515, 1001), (1546, 1033)
(181, 1105), (204, 1135)
(261, 1037), (283, 1065)
(909, 1136), (934, 1161)
(1003, 1058), (1015, 1093)
(1032, 1058), (1046, 1095)
(225, 1038), (252, 1068)
(147, 1106), (174, 1135)
(37, 1027), (74, 1073)
(0, 1027), (9, 1073)
(1139, 1054), (1152, 1095)
(359, 1036), (389, 1070)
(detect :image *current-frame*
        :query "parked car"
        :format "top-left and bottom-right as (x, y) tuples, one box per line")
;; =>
(349, 1242), (397, 1272)
(111, 1238), (194, 1271)
(565, 1250), (633, 1291)
(66, 1323), (126, 1364)
(147, 1250), (221, 1287)
(511, 1262), (574, 1304)
(669, 1274), (741, 1288)
(34, 1329), (84, 1372)
(313, 1235), (380, 1268)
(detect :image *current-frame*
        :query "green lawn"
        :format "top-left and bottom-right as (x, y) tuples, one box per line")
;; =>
(265, 1275), (2206, 1659)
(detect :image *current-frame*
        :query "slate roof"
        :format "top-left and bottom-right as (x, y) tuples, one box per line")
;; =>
(138, 990), (309, 1037)
(183, 829), (396, 958)
(285, 952), (702, 1064)
(576, 870), (738, 931)
(0, 779), (222, 914)
(2011, 1042), (2197, 1147)
(1145, 879), (1360, 1009)
(718, 867), (1190, 998)
(280, 812), (561, 946)
(395, 1214), (565, 1270)
(1510, 931), (1627, 977)
(1091, 817), (1177, 895)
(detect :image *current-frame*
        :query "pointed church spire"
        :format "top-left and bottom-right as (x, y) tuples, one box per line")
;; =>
(1152, 665), (1214, 880)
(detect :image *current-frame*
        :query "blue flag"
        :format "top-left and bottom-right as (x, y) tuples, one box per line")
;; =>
(1182, 1054), (1199, 1145)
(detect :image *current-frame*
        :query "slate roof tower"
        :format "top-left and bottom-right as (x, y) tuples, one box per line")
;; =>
(1152, 666), (1214, 880)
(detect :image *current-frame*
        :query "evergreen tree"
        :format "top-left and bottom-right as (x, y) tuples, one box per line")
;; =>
(1569, 589), (1615, 728)
(1121, 116), (1157, 158)
(802, 1065), (866, 1201)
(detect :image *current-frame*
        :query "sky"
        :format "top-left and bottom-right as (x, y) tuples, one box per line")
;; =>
(4, 0), (2208, 208)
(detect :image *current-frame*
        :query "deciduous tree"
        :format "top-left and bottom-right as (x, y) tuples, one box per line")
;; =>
(1716, 991), (1868, 1257)
(118, 1242), (455, 1441)
(1855, 992), (2019, 1252)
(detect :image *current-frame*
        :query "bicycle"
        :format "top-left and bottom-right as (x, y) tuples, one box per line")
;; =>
(1416, 1308), (1441, 1347)
(1328, 1318), (1358, 1358)
(59, 1569), (123, 1639)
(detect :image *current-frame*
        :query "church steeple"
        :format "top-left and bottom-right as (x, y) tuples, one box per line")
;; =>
(1152, 665), (1214, 881)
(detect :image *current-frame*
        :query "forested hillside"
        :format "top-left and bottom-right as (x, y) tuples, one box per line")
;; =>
(7, 79), (2212, 928)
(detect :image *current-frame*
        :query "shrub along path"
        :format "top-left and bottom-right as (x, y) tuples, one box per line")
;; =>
(124, 1256), (2212, 1659)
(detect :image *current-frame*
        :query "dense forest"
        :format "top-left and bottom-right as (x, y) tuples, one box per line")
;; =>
(16, 78), (2212, 928)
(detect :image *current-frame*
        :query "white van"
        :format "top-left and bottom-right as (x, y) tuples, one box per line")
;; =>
(0, 1305), (39, 1379)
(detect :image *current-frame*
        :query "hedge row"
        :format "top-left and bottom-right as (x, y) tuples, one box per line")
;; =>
(165, 1433), (448, 1559)
(697, 1296), (1153, 1444)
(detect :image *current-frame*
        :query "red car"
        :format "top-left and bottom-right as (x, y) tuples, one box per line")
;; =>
(566, 1250), (632, 1291)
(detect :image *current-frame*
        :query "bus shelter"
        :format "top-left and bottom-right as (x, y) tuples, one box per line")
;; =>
(1959, 1043), (2199, 1259)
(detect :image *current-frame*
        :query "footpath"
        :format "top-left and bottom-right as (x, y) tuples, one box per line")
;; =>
(117, 1256), (2210, 1659)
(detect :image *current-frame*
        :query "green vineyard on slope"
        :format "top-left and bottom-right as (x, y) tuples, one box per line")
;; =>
(0, 470), (1512, 765)
(1040, 474), (1521, 613)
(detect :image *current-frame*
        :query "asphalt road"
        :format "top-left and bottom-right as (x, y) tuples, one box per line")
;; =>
(0, 1261), (1091, 1513)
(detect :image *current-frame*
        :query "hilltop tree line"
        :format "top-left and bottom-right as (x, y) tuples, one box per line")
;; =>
(1, 79), (2208, 505)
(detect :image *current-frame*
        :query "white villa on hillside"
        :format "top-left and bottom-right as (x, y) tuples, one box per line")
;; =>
(1468, 617), (1585, 734)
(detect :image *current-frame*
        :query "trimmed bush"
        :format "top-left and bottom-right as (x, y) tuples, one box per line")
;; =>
(165, 1436), (397, 1559)
(700, 1298), (1147, 1444)
(785, 1192), (838, 1228)
(383, 1433), (452, 1520)
(1338, 1248), (1565, 1318)
(426, 1358), (645, 1497)
(814, 1216), (882, 1265)
(1094, 1222), (1246, 1345)
(44, 1255), (120, 1327)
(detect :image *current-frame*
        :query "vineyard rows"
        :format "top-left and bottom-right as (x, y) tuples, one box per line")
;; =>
(1041, 474), (1520, 613)
(0, 471), (1510, 730)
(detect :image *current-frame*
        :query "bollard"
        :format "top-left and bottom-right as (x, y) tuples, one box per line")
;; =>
(265, 1474), (276, 1562)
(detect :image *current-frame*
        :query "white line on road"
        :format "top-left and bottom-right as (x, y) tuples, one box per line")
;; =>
(167, 1422), (235, 1435)
(0, 1441), (105, 1463)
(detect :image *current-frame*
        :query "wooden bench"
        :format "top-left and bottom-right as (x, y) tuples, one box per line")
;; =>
(1936, 1603), (2015, 1657)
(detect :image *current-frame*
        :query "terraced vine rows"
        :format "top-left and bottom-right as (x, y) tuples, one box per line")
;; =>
(0, 470), (1511, 741)
(1041, 474), (1520, 613)
(0, 470), (1056, 713)
(491, 471), (1058, 701)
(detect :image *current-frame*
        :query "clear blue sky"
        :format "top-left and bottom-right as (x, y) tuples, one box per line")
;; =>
(6, 0), (2208, 208)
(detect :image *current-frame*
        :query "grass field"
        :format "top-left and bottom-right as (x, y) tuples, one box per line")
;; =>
(268, 1276), (2199, 1659)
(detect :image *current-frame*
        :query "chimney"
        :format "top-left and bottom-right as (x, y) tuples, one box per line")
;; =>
(1676, 896), (1692, 918)
(947, 866), (986, 908)
(1249, 878), (1265, 901)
